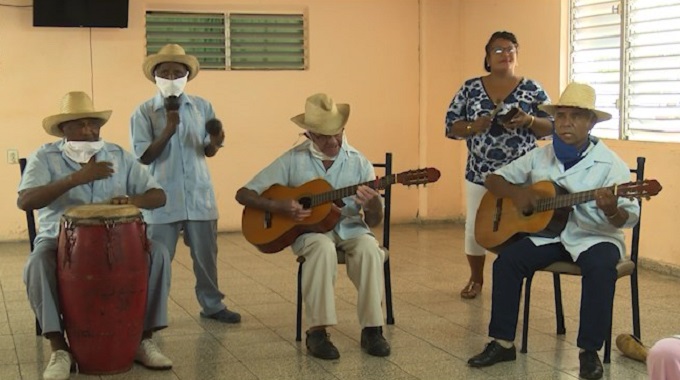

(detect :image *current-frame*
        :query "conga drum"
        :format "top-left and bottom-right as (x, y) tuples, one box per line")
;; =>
(57, 204), (149, 375)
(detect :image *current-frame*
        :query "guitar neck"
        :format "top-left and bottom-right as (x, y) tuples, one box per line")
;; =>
(310, 175), (396, 207)
(536, 185), (615, 212)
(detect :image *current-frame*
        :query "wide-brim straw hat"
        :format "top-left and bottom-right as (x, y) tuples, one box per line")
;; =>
(142, 44), (200, 82)
(42, 92), (112, 138)
(539, 82), (612, 122)
(615, 334), (648, 363)
(291, 93), (350, 136)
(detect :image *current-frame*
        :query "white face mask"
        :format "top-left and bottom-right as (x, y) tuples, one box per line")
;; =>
(154, 74), (188, 98)
(62, 140), (105, 164)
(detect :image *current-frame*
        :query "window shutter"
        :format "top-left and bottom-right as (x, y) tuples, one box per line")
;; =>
(228, 13), (306, 70)
(146, 11), (226, 70)
(625, 0), (680, 137)
(570, 0), (622, 138)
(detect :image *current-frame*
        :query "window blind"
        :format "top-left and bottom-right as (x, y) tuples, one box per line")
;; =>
(228, 13), (306, 70)
(625, 0), (680, 137)
(570, 0), (622, 138)
(146, 11), (226, 70)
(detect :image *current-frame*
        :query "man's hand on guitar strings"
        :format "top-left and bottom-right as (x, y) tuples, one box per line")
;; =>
(510, 188), (540, 216)
(355, 185), (381, 211)
(276, 199), (312, 222)
(594, 188), (618, 216)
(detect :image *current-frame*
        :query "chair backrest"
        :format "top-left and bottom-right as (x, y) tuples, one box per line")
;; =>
(629, 157), (645, 265)
(19, 158), (38, 251)
(372, 152), (392, 249)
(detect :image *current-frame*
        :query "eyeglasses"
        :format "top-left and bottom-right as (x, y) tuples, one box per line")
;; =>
(491, 46), (516, 55)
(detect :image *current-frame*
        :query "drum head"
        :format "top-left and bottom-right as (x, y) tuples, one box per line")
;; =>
(62, 204), (142, 224)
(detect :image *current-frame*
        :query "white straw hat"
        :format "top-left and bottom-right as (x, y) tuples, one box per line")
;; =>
(42, 92), (112, 138)
(290, 93), (350, 135)
(539, 82), (611, 122)
(142, 44), (200, 82)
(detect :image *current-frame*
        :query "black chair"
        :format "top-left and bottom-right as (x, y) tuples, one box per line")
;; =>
(520, 156), (646, 363)
(19, 158), (43, 336)
(295, 152), (395, 342)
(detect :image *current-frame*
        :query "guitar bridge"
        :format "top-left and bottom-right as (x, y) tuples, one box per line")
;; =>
(493, 198), (502, 232)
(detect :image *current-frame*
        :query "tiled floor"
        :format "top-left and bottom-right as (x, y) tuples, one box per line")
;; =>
(1, 223), (675, 379)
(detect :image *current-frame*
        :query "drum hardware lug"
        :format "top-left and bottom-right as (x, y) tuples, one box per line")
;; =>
(105, 220), (117, 267)
(62, 221), (76, 267)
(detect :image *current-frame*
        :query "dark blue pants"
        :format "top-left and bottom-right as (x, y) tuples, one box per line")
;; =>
(488, 238), (620, 351)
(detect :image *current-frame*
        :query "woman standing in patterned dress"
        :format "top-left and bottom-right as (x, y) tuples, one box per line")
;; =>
(445, 31), (553, 299)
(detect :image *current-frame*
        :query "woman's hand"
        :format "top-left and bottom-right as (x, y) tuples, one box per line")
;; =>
(471, 115), (492, 134)
(502, 108), (533, 130)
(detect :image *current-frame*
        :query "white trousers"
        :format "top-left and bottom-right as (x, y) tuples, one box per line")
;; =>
(465, 180), (488, 256)
(292, 231), (385, 328)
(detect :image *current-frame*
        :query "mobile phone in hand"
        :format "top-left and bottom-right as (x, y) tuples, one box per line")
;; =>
(498, 108), (520, 124)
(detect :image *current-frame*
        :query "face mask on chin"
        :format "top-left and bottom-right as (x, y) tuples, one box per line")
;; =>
(308, 133), (347, 161)
(62, 139), (105, 164)
(155, 74), (188, 98)
(552, 131), (589, 167)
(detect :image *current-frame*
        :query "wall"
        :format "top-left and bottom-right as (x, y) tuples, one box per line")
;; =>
(0, 0), (678, 269)
(0, 0), (422, 239)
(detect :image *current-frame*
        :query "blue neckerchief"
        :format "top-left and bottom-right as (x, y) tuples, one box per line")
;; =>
(553, 131), (590, 170)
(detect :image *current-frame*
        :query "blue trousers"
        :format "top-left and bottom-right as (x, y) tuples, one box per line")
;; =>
(148, 220), (226, 315)
(489, 239), (620, 351)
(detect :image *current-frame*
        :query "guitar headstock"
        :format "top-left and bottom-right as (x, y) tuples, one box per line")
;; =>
(396, 168), (441, 187)
(616, 179), (662, 200)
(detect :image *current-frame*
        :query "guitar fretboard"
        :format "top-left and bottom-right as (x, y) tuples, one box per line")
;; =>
(535, 185), (616, 212)
(309, 175), (397, 207)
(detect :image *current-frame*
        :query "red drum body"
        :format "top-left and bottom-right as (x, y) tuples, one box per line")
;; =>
(57, 204), (149, 375)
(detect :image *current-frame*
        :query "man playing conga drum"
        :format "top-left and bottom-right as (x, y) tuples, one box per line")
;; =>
(17, 92), (173, 380)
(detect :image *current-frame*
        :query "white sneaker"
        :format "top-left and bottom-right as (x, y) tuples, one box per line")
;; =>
(135, 339), (173, 370)
(43, 350), (72, 380)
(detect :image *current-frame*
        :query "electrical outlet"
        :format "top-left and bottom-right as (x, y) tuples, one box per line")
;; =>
(7, 149), (18, 165)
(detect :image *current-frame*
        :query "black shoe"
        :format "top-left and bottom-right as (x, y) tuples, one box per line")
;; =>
(467, 341), (516, 367)
(200, 308), (241, 324)
(361, 327), (391, 357)
(579, 350), (603, 380)
(306, 329), (340, 360)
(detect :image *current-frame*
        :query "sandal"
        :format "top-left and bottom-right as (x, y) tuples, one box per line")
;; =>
(460, 280), (483, 299)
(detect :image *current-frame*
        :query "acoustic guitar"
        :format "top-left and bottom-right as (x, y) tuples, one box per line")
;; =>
(242, 168), (441, 253)
(475, 179), (662, 253)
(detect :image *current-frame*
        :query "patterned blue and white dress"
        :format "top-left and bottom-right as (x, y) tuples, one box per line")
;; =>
(445, 77), (552, 185)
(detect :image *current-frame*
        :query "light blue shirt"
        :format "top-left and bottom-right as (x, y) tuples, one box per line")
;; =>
(243, 140), (378, 240)
(493, 137), (640, 260)
(130, 93), (218, 224)
(18, 140), (161, 244)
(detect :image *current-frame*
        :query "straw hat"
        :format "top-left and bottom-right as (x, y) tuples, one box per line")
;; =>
(42, 92), (112, 138)
(290, 93), (350, 136)
(539, 82), (611, 122)
(615, 334), (648, 363)
(142, 44), (200, 82)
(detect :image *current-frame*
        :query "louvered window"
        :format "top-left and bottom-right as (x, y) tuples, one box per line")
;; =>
(569, 0), (680, 141)
(229, 13), (306, 70)
(146, 11), (226, 70)
(145, 11), (307, 71)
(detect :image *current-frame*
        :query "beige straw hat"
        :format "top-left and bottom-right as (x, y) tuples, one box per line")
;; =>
(42, 92), (112, 138)
(142, 44), (200, 82)
(290, 93), (350, 136)
(539, 82), (611, 122)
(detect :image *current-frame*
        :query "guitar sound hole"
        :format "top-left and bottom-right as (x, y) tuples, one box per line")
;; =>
(298, 197), (312, 209)
(522, 209), (534, 217)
